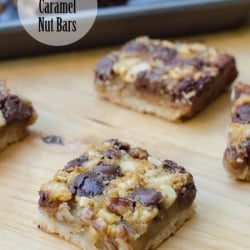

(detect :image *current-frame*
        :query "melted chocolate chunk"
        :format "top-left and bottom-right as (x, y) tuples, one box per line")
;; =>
(232, 104), (250, 124)
(151, 45), (177, 63)
(170, 76), (209, 102)
(94, 164), (121, 180)
(186, 58), (205, 70)
(224, 146), (237, 162)
(108, 139), (130, 151)
(122, 41), (177, 63)
(63, 155), (88, 172)
(135, 69), (167, 96)
(95, 55), (118, 81)
(70, 173), (104, 198)
(167, 57), (202, 70)
(224, 141), (250, 165)
(103, 148), (121, 159)
(108, 198), (135, 216)
(122, 41), (149, 54)
(177, 183), (196, 208)
(1, 95), (33, 124)
(38, 191), (59, 210)
(42, 135), (64, 145)
(128, 147), (149, 160)
(38, 191), (50, 207)
(132, 188), (162, 207)
(163, 160), (186, 174)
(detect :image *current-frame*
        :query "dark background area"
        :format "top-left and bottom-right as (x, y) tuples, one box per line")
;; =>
(0, 0), (249, 59)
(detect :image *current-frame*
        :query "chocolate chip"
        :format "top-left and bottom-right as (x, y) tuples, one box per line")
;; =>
(107, 139), (130, 151)
(115, 141), (130, 151)
(163, 160), (186, 174)
(70, 173), (104, 198)
(81, 175), (104, 197)
(94, 164), (121, 180)
(122, 41), (149, 54)
(38, 191), (50, 207)
(103, 148), (121, 159)
(42, 135), (64, 145)
(177, 183), (196, 208)
(128, 147), (149, 160)
(1, 95), (34, 124)
(63, 155), (88, 172)
(150, 45), (177, 63)
(170, 76), (209, 102)
(38, 191), (59, 210)
(135, 69), (167, 96)
(70, 174), (87, 193)
(224, 140), (250, 165)
(95, 55), (118, 81)
(232, 104), (250, 124)
(132, 188), (162, 207)
(186, 58), (205, 70)
(172, 77), (196, 98)
(122, 41), (177, 63)
(224, 146), (237, 162)
(108, 198), (135, 216)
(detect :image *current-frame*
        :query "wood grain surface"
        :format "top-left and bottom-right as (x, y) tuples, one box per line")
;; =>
(0, 23), (250, 250)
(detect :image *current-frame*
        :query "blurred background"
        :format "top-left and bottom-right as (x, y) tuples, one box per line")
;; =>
(0, 0), (249, 59)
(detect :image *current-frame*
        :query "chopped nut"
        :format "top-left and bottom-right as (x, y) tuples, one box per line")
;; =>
(98, 208), (120, 224)
(236, 157), (244, 164)
(128, 147), (149, 160)
(148, 156), (162, 168)
(41, 181), (72, 202)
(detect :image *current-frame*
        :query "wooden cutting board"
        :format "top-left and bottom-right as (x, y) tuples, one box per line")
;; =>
(0, 24), (250, 250)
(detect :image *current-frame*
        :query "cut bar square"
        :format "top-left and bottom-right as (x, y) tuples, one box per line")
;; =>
(95, 37), (238, 121)
(224, 83), (250, 181)
(38, 139), (196, 250)
(0, 82), (37, 151)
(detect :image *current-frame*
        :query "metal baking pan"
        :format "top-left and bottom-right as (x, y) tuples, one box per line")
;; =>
(0, 0), (249, 59)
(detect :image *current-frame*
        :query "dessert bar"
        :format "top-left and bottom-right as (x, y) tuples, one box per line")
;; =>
(224, 83), (250, 181)
(38, 139), (196, 249)
(95, 37), (238, 121)
(0, 82), (37, 151)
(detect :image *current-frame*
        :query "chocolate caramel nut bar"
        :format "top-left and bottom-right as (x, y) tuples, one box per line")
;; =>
(38, 139), (196, 250)
(0, 83), (37, 151)
(224, 83), (250, 181)
(95, 37), (238, 121)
